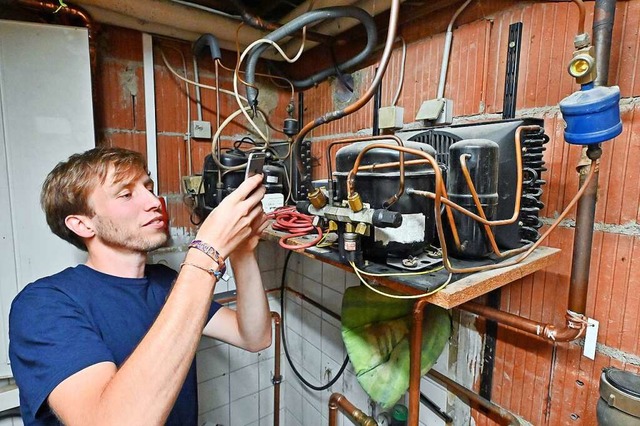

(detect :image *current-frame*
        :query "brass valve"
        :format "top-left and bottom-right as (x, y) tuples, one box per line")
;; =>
(308, 187), (328, 209)
(348, 192), (364, 212)
(568, 34), (597, 85)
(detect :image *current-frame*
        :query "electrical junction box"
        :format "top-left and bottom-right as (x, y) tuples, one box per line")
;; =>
(416, 98), (453, 125)
(182, 175), (204, 195)
(191, 120), (212, 139)
(378, 106), (404, 130)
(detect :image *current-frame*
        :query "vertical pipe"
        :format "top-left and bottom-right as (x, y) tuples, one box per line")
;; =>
(593, 0), (617, 86)
(271, 312), (282, 426)
(214, 60), (221, 160)
(568, 0), (615, 313)
(372, 69), (382, 136)
(142, 33), (159, 192)
(192, 56), (203, 121)
(408, 298), (429, 426)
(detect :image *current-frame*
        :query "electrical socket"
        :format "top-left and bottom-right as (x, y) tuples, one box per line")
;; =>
(191, 120), (211, 139)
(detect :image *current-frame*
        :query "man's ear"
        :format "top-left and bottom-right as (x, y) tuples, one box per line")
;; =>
(64, 215), (95, 239)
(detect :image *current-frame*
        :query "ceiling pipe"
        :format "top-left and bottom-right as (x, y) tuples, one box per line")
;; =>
(74, 0), (268, 49)
(81, 5), (219, 45)
(73, 0), (385, 61)
(278, 0), (402, 58)
(244, 6), (377, 103)
(226, 0), (333, 45)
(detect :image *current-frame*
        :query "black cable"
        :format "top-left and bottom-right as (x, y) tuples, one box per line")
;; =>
(234, 136), (257, 150)
(280, 250), (349, 391)
(329, 41), (354, 93)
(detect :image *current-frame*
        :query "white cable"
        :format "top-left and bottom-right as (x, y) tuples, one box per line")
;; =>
(233, 30), (308, 143)
(392, 37), (407, 106)
(159, 49), (250, 103)
(160, 47), (272, 156)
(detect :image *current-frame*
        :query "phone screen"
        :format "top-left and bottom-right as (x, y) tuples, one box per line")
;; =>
(245, 152), (266, 180)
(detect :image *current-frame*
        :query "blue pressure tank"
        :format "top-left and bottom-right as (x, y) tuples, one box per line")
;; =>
(559, 82), (622, 145)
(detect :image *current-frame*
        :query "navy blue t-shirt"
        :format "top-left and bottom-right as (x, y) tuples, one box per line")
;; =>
(8, 264), (221, 425)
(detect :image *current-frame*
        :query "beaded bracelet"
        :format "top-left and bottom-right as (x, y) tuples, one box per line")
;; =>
(180, 261), (224, 280)
(188, 239), (226, 277)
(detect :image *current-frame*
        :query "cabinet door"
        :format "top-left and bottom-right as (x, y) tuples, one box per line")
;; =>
(0, 20), (94, 379)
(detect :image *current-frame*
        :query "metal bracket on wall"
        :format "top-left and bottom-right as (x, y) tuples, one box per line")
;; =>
(503, 22), (523, 120)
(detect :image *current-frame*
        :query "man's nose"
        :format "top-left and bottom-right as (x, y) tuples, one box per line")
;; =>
(144, 189), (163, 211)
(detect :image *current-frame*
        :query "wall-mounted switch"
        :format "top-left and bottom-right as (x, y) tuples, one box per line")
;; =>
(191, 120), (212, 139)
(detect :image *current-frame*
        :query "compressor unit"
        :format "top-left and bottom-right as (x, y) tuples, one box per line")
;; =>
(299, 118), (549, 271)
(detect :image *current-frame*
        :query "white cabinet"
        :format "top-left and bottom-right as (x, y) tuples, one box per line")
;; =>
(0, 20), (94, 379)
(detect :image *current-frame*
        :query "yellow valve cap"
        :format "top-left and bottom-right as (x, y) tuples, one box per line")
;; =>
(569, 55), (594, 78)
(355, 222), (368, 235)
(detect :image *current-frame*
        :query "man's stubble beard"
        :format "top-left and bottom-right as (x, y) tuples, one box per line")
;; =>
(93, 216), (168, 253)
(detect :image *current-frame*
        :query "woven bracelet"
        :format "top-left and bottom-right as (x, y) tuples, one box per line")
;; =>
(188, 239), (226, 276)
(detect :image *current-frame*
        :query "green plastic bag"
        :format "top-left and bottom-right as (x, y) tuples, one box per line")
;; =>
(341, 286), (451, 409)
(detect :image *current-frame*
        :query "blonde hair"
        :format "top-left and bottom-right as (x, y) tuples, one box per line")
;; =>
(41, 147), (148, 250)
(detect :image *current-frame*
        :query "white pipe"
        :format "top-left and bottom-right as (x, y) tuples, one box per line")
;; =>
(75, 0), (268, 47)
(437, 0), (473, 98)
(192, 56), (203, 121)
(82, 6), (212, 43)
(142, 33), (158, 191)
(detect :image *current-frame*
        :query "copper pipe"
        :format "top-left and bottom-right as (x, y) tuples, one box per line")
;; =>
(459, 153), (503, 257)
(227, 0), (332, 44)
(350, 142), (597, 274)
(294, 0), (401, 190)
(593, 0), (617, 86)
(340, 135), (404, 200)
(328, 393), (377, 426)
(428, 370), (522, 425)
(461, 302), (587, 342)
(572, 0), (587, 35)
(569, 146), (602, 314)
(408, 298), (430, 426)
(271, 312), (282, 426)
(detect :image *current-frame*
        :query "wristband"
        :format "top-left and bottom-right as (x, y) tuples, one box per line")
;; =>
(188, 239), (227, 277)
(180, 262), (224, 280)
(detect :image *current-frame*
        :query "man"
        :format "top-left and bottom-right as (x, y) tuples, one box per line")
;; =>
(9, 147), (271, 425)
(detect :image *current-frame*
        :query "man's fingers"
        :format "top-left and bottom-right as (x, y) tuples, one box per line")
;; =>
(228, 174), (264, 201)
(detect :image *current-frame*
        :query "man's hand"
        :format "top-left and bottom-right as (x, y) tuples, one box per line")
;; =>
(196, 174), (266, 258)
(233, 211), (268, 255)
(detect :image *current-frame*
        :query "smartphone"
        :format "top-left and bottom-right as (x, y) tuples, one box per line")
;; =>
(244, 152), (266, 180)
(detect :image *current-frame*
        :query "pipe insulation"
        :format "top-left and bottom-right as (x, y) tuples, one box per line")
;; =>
(244, 6), (377, 100)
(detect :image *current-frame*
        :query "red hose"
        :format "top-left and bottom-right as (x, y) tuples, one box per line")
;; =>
(267, 206), (323, 250)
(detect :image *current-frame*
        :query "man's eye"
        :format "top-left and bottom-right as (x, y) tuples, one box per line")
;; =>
(119, 192), (132, 199)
